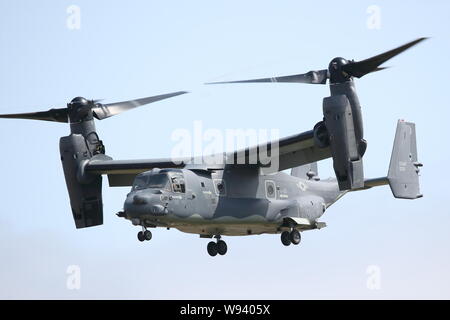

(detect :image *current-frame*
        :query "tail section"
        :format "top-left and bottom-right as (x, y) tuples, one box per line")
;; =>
(359, 120), (422, 199)
(387, 120), (423, 199)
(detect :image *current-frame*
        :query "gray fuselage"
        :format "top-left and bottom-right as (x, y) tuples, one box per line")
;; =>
(123, 167), (344, 236)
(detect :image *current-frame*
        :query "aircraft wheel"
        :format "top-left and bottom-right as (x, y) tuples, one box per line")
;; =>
(137, 231), (145, 242)
(281, 231), (291, 246)
(290, 229), (301, 245)
(207, 241), (218, 257)
(144, 230), (152, 241)
(217, 240), (227, 255)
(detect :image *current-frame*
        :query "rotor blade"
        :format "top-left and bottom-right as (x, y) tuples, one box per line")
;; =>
(206, 69), (329, 85)
(0, 108), (68, 123)
(92, 91), (188, 120)
(342, 37), (428, 78)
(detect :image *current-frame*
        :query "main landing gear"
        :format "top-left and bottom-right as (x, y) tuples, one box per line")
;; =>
(137, 227), (152, 242)
(281, 229), (301, 246)
(207, 236), (227, 257)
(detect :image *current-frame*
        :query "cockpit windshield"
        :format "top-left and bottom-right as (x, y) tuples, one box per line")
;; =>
(148, 174), (170, 190)
(132, 175), (149, 191)
(132, 173), (171, 191)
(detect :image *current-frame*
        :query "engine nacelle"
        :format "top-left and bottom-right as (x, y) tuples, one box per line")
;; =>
(60, 134), (104, 228)
(322, 94), (364, 190)
(313, 121), (329, 148)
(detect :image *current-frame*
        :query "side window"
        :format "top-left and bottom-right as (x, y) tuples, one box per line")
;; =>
(171, 175), (186, 193)
(213, 179), (226, 196)
(265, 180), (276, 199)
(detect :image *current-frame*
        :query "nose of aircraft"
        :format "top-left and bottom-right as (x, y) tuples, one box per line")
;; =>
(132, 194), (149, 205)
(150, 204), (166, 215)
(126, 192), (168, 216)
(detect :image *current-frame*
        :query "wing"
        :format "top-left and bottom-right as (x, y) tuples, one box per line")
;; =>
(85, 156), (189, 187)
(226, 129), (331, 173)
(85, 129), (331, 186)
(84, 155), (225, 187)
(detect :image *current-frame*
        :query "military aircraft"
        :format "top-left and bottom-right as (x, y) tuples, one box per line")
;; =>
(0, 38), (425, 256)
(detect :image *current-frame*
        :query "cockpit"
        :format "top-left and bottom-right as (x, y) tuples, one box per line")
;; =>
(132, 169), (186, 193)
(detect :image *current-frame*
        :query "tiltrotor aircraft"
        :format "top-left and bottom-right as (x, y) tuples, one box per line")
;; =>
(0, 38), (425, 256)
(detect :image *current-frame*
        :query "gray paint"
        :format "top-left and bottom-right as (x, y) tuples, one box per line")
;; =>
(122, 119), (422, 239)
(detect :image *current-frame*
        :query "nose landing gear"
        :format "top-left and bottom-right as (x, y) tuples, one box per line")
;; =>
(137, 227), (152, 242)
(207, 236), (228, 257)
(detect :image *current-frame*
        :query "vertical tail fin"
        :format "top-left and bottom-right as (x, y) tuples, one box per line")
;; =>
(387, 120), (423, 199)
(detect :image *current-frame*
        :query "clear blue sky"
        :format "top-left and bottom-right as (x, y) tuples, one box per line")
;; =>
(0, 0), (449, 299)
